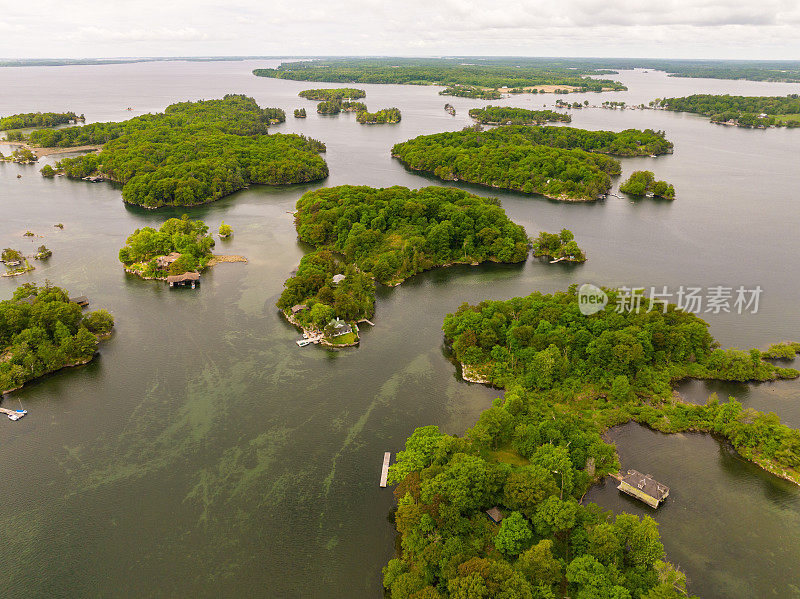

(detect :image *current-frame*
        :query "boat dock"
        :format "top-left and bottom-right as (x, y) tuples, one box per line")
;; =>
(1, 407), (27, 421)
(379, 452), (391, 487)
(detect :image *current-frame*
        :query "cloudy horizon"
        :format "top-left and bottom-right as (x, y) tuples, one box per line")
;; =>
(1, 0), (799, 60)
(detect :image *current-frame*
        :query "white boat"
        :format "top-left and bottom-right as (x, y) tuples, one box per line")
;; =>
(7, 409), (27, 421)
(296, 338), (312, 347)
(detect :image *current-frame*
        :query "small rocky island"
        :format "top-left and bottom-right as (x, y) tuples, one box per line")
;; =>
(619, 171), (675, 199)
(531, 229), (587, 262)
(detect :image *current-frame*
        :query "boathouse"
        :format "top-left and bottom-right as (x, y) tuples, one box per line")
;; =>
(617, 470), (669, 508)
(485, 507), (503, 524)
(166, 272), (200, 288)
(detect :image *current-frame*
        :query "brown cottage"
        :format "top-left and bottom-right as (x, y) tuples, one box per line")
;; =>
(291, 304), (308, 315)
(485, 507), (503, 524)
(617, 470), (669, 508)
(155, 252), (181, 269)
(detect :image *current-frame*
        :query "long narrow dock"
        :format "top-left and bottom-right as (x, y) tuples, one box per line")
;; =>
(0, 407), (27, 421)
(379, 452), (391, 487)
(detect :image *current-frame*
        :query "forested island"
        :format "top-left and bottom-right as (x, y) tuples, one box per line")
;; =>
(253, 58), (627, 93)
(16, 95), (328, 208)
(2, 248), (34, 276)
(298, 88), (366, 101)
(391, 126), (673, 201)
(0, 111), (82, 134)
(118, 216), (215, 279)
(382, 287), (800, 598)
(356, 108), (401, 124)
(655, 94), (800, 128)
(0, 283), (114, 393)
(440, 85), (502, 100)
(620, 171), (676, 199)
(294, 108), (306, 118)
(469, 106), (572, 125)
(531, 229), (586, 262)
(278, 185), (529, 341)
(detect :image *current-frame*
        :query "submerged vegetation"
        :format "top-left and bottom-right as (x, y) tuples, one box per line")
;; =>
(0, 283), (114, 393)
(655, 94), (800, 128)
(469, 106), (572, 125)
(278, 185), (529, 328)
(356, 108), (401, 124)
(383, 287), (800, 597)
(19, 95), (328, 208)
(531, 229), (586, 262)
(619, 171), (676, 199)
(118, 216), (215, 279)
(391, 126), (672, 201)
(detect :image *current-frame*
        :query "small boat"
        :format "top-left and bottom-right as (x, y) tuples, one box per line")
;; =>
(7, 409), (27, 421)
(296, 338), (312, 347)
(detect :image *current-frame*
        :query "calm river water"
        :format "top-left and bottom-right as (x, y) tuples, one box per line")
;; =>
(1, 60), (799, 598)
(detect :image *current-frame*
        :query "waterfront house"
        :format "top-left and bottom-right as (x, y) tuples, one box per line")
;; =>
(617, 470), (669, 508)
(291, 304), (308, 315)
(327, 318), (353, 337)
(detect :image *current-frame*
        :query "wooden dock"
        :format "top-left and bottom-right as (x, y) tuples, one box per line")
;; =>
(379, 452), (391, 487)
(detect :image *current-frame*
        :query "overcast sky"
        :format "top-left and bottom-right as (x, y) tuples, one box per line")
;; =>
(1, 0), (799, 60)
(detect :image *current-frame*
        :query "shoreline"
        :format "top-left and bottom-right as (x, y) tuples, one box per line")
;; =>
(0, 139), (102, 158)
(281, 310), (360, 348)
(1, 354), (96, 395)
(124, 254), (247, 280)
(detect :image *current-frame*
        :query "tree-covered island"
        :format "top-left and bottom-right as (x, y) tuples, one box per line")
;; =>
(298, 88), (366, 101)
(654, 94), (800, 128)
(14, 95), (328, 208)
(531, 229), (586, 262)
(382, 287), (800, 598)
(294, 108), (307, 118)
(278, 185), (529, 344)
(619, 171), (676, 199)
(356, 108), (401, 124)
(391, 126), (673, 202)
(118, 216), (218, 280)
(0, 283), (114, 393)
(440, 85), (503, 100)
(469, 106), (572, 125)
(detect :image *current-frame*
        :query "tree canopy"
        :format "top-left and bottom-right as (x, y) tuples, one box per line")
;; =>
(356, 108), (401, 124)
(619, 171), (675, 199)
(0, 283), (114, 393)
(21, 95), (328, 208)
(531, 229), (586, 262)
(0, 111), (80, 131)
(469, 106), (572, 125)
(391, 126), (672, 201)
(298, 88), (366, 101)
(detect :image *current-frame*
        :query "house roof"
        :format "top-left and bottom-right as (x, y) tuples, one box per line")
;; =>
(620, 470), (669, 501)
(332, 274), (346, 284)
(291, 304), (308, 313)
(156, 252), (181, 265)
(485, 507), (503, 523)
(166, 272), (200, 283)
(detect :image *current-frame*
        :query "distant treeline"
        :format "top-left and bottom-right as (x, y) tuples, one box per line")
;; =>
(657, 94), (800, 128)
(0, 111), (81, 131)
(21, 95), (328, 208)
(469, 106), (571, 125)
(254, 58), (627, 92)
(391, 125), (673, 201)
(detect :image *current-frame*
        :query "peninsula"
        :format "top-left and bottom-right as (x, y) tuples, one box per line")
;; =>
(0, 283), (114, 393)
(391, 125), (673, 201)
(654, 94), (800, 128)
(0, 111), (82, 137)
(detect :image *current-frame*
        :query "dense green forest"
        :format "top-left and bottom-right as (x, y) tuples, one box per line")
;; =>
(341, 101), (367, 112)
(440, 85), (502, 99)
(0, 111), (81, 132)
(21, 95), (328, 208)
(278, 185), (529, 325)
(298, 88), (366, 101)
(656, 94), (800, 127)
(0, 283), (114, 393)
(531, 229), (586, 262)
(253, 58), (627, 92)
(469, 106), (572, 125)
(118, 216), (215, 279)
(382, 287), (800, 597)
(619, 171), (675, 199)
(356, 108), (401, 124)
(316, 101), (341, 115)
(294, 108), (306, 118)
(391, 126), (672, 201)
